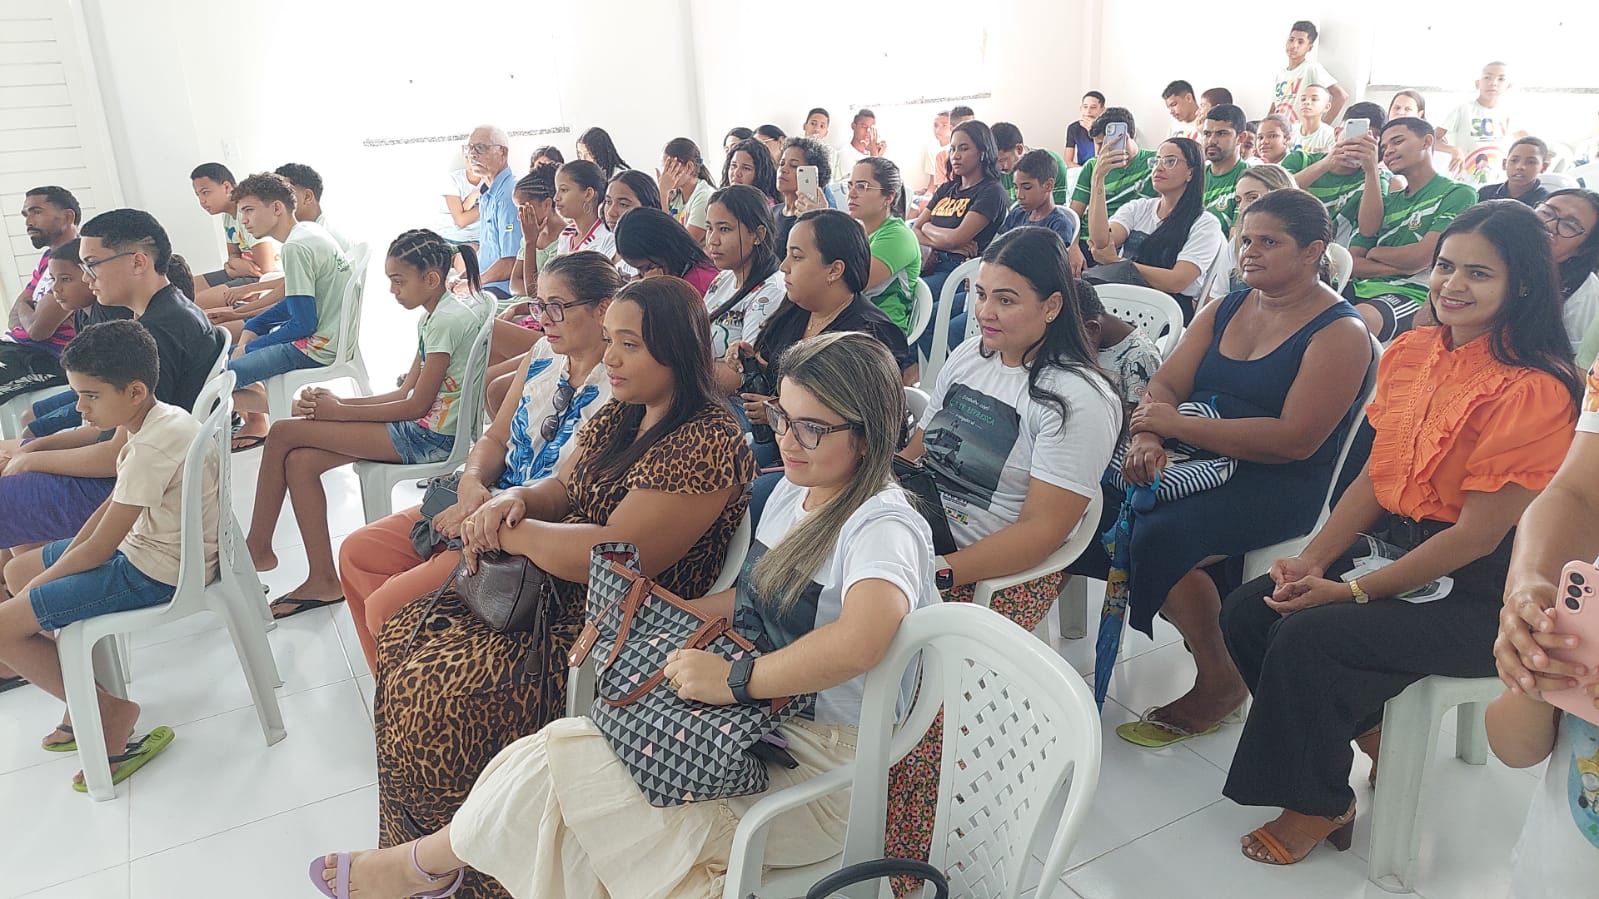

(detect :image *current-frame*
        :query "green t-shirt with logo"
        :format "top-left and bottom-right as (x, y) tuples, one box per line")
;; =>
(1071, 149), (1158, 218)
(863, 216), (921, 333)
(1203, 160), (1249, 231)
(415, 293), (481, 436)
(1282, 151), (1397, 244)
(1346, 174), (1477, 308)
(1001, 149), (1072, 206)
(283, 221), (354, 365)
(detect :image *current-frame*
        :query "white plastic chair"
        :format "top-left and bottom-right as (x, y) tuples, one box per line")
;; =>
(1571, 161), (1599, 189)
(903, 386), (929, 423)
(975, 491), (1104, 645)
(1194, 241), (1229, 312)
(351, 313), (495, 523)
(920, 257), (982, 388)
(1061, 207), (1082, 245)
(1093, 283), (1185, 357)
(564, 511), (754, 719)
(1367, 675), (1502, 893)
(905, 278), (934, 345)
(723, 601), (1102, 899)
(0, 385), (63, 439)
(57, 374), (286, 800)
(1327, 242), (1354, 293)
(265, 241), (374, 419)
(1540, 172), (1578, 190)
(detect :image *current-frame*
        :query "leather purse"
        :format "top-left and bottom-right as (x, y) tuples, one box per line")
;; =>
(410, 550), (556, 641)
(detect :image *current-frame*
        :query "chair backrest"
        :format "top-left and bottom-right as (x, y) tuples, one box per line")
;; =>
(708, 510), (752, 594)
(837, 603), (1101, 899)
(438, 313), (497, 467)
(1572, 162), (1599, 189)
(1318, 334), (1382, 520)
(171, 372), (235, 598)
(906, 278), (935, 345)
(331, 242), (371, 367)
(192, 330), (233, 419)
(1326, 242), (1354, 293)
(904, 385), (930, 424)
(1541, 172), (1578, 190)
(922, 257), (983, 387)
(1093, 283), (1185, 357)
(1061, 207), (1082, 245)
(1194, 240), (1228, 309)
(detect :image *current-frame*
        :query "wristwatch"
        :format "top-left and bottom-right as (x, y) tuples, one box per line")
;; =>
(727, 657), (758, 705)
(1349, 578), (1370, 604)
(934, 554), (955, 591)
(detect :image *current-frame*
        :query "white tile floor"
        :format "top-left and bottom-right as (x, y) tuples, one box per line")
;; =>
(0, 451), (1538, 899)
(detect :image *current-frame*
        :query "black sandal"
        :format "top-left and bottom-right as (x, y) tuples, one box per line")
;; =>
(269, 595), (346, 620)
(0, 674), (28, 695)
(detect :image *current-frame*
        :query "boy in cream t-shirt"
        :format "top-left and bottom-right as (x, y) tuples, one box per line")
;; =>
(0, 320), (216, 791)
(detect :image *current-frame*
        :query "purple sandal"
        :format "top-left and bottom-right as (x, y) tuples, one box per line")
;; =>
(307, 844), (464, 898)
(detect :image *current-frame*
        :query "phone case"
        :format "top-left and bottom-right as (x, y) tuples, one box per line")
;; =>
(796, 166), (819, 198)
(1543, 561), (1599, 725)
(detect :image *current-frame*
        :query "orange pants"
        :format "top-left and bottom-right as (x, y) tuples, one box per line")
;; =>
(338, 506), (460, 673)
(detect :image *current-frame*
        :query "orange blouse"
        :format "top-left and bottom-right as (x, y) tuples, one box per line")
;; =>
(1366, 328), (1576, 524)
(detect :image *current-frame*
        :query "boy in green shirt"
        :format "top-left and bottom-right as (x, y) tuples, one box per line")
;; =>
(993, 122), (1071, 206)
(1200, 104), (1249, 230)
(1344, 117), (1477, 339)
(1069, 108), (1157, 274)
(1290, 102), (1395, 241)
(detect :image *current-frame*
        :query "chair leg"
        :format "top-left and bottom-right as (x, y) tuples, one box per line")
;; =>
(61, 630), (117, 801)
(358, 470), (393, 526)
(213, 585), (287, 745)
(1455, 701), (1489, 766)
(116, 633), (133, 684)
(1059, 578), (1088, 640)
(93, 636), (128, 700)
(1367, 685), (1445, 893)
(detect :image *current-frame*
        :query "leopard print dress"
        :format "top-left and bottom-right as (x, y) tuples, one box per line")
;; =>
(374, 400), (754, 899)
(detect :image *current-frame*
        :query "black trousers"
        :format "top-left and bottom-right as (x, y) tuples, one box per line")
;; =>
(1219, 517), (1509, 817)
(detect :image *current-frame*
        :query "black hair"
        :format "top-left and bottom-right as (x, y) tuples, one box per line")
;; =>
(947, 120), (1003, 183)
(950, 105), (976, 119)
(1242, 188), (1332, 249)
(990, 121), (1025, 151)
(794, 209), (869, 293)
(1243, 120), (1260, 136)
(1083, 91), (1106, 105)
(725, 127), (754, 144)
(1390, 89), (1427, 118)
(613, 206), (712, 277)
(1135, 138), (1207, 277)
(720, 138), (781, 204)
(1162, 80), (1195, 100)
(1014, 149), (1059, 187)
(25, 186), (82, 224)
(854, 157), (907, 219)
(1206, 103), (1247, 132)
(1436, 200), (1582, 403)
(1201, 87), (1234, 106)
(586, 276), (723, 479)
(577, 127), (629, 176)
(232, 172), (297, 213)
(273, 162), (323, 199)
(609, 169), (663, 217)
(1383, 117), (1433, 141)
(62, 320), (159, 391)
(756, 124), (786, 143)
(80, 208), (174, 274)
(663, 137), (717, 186)
(1074, 277), (1105, 318)
(1290, 20), (1318, 43)
(1545, 188), (1599, 298)
(706, 185), (780, 320)
(1342, 102), (1387, 131)
(1508, 136), (1552, 159)
(541, 250), (623, 305)
(389, 227), (481, 295)
(556, 160), (608, 218)
(531, 146), (565, 169)
(166, 254), (194, 299)
(189, 162), (236, 185)
(515, 166), (556, 202)
(980, 228), (1114, 421)
(781, 136), (833, 187)
(806, 107), (830, 122)
(1089, 107), (1137, 138)
(852, 108), (876, 124)
(50, 238), (82, 265)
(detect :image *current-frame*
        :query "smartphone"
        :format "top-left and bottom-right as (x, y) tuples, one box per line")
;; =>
(1103, 122), (1129, 158)
(1343, 118), (1370, 141)
(796, 165), (819, 201)
(1544, 560), (1599, 725)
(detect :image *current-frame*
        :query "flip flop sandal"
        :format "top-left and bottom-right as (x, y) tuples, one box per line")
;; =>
(71, 726), (175, 793)
(231, 434), (268, 453)
(0, 674), (27, 694)
(270, 595), (346, 620)
(42, 724), (77, 752)
(1115, 705), (1242, 748)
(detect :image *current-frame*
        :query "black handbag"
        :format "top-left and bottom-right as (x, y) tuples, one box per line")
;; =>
(410, 550), (556, 643)
(893, 456), (957, 556)
(802, 860), (949, 899)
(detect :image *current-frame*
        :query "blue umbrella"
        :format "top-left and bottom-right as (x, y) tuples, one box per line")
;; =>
(1092, 474), (1160, 708)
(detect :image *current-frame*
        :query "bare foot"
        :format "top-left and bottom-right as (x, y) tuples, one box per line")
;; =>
(72, 697), (140, 786)
(42, 711), (73, 748)
(247, 540), (279, 573)
(320, 844), (458, 899)
(1151, 678), (1248, 736)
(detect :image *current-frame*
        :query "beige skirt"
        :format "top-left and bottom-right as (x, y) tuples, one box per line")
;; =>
(449, 715), (857, 899)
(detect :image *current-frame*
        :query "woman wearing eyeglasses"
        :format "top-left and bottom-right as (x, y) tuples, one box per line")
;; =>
(338, 251), (623, 672)
(1086, 137), (1225, 322)
(1537, 190), (1599, 365)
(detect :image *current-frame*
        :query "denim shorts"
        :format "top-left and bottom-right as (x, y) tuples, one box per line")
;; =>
(386, 420), (456, 464)
(29, 388), (80, 435)
(29, 538), (175, 631)
(228, 342), (322, 389)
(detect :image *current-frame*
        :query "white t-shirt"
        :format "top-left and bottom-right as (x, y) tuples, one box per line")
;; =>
(669, 180), (716, 232)
(703, 268), (786, 358)
(555, 220), (616, 259)
(919, 338), (1122, 547)
(736, 478), (938, 725)
(314, 213), (354, 253)
(1440, 100), (1515, 185)
(1564, 273), (1599, 357)
(115, 402), (218, 586)
(1270, 59), (1338, 126)
(436, 169), (481, 243)
(1109, 196), (1227, 296)
(1507, 713), (1599, 898)
(1292, 122), (1337, 154)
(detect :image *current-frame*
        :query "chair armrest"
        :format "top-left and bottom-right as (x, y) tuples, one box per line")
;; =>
(722, 763), (858, 899)
(970, 540), (1081, 609)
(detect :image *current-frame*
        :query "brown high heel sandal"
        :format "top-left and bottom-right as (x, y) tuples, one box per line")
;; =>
(1356, 726), (1381, 786)
(1241, 802), (1357, 865)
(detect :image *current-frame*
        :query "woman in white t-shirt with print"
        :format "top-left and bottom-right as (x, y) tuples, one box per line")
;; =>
(1087, 137), (1224, 321)
(703, 185), (786, 362)
(886, 225), (1122, 873)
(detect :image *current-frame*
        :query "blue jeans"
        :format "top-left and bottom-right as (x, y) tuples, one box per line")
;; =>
(385, 420), (456, 464)
(228, 342), (322, 389)
(913, 258), (970, 361)
(29, 538), (175, 631)
(29, 388), (79, 435)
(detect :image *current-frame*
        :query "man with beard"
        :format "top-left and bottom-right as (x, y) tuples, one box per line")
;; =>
(1, 187), (81, 402)
(1199, 105), (1249, 230)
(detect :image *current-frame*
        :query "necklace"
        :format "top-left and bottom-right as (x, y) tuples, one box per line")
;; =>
(804, 301), (848, 338)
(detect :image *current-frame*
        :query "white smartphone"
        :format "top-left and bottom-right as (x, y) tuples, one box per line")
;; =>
(1343, 118), (1370, 141)
(796, 165), (819, 200)
(1103, 122), (1129, 158)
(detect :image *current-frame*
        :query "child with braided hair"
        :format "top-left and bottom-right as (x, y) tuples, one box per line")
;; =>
(246, 229), (485, 620)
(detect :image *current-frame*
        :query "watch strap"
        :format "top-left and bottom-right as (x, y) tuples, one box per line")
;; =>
(727, 656), (758, 705)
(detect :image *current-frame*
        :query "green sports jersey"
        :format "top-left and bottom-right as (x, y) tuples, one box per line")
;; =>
(1347, 174), (1478, 307)
(1283, 150), (1394, 216)
(862, 216), (921, 332)
(1071, 149), (1157, 217)
(1203, 160), (1249, 231)
(1001, 149), (1072, 206)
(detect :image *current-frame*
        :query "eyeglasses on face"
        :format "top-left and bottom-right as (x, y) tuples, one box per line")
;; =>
(528, 297), (601, 322)
(1149, 156), (1184, 171)
(462, 143), (505, 156)
(763, 400), (860, 450)
(1536, 204), (1588, 239)
(78, 250), (140, 279)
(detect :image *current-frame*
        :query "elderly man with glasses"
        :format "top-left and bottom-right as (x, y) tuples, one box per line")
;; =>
(465, 125), (522, 299)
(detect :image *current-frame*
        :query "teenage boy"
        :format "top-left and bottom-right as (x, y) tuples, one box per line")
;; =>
(222, 173), (352, 449)
(1291, 86), (1337, 153)
(1195, 87), (1233, 126)
(0, 320), (210, 790)
(998, 151), (1078, 246)
(949, 106), (976, 127)
(1199, 104), (1249, 229)
(1069, 108), (1157, 275)
(1163, 81), (1201, 139)
(2, 187), (82, 403)
(1343, 117), (1477, 340)
(1289, 103), (1395, 242)
(274, 163), (353, 251)
(1065, 91), (1105, 167)
(993, 122), (1071, 205)
(190, 162), (279, 298)
(1436, 62), (1522, 185)
(836, 109), (889, 176)
(1477, 136), (1551, 207)
(1269, 21), (1346, 125)
(920, 110), (953, 196)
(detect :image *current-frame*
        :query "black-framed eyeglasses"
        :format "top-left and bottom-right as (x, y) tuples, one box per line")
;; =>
(528, 297), (601, 322)
(763, 400), (860, 450)
(462, 142), (505, 156)
(1536, 204), (1588, 239)
(540, 379), (577, 443)
(78, 251), (139, 279)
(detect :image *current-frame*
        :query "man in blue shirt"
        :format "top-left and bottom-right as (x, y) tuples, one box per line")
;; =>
(466, 125), (521, 298)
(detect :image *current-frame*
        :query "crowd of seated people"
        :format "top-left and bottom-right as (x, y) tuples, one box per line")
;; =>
(5, 16), (1599, 896)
